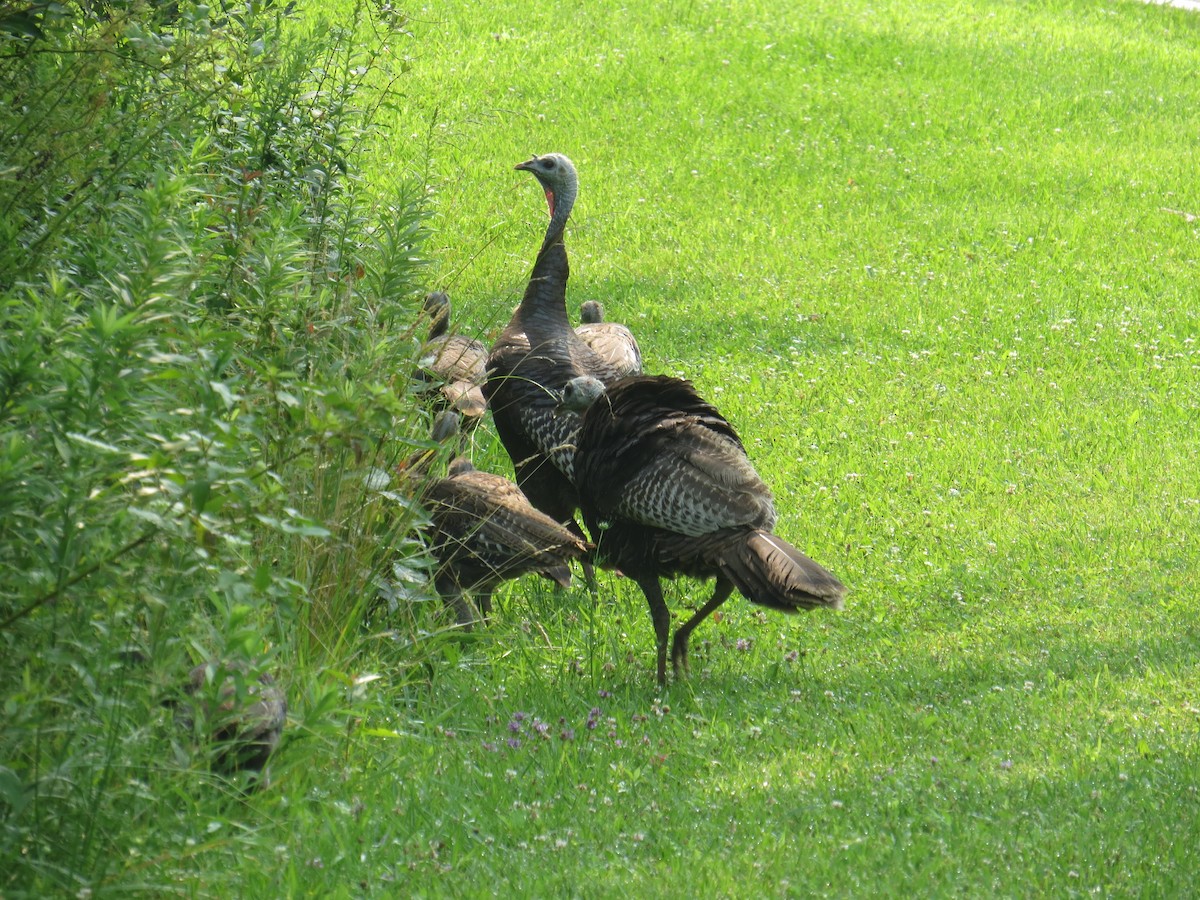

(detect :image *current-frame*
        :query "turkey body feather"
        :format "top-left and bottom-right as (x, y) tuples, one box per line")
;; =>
(575, 376), (774, 536)
(409, 412), (591, 627)
(425, 457), (591, 600)
(565, 374), (846, 683)
(575, 301), (642, 378)
(414, 291), (488, 422)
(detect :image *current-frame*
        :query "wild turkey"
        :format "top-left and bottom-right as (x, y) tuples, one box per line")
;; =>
(413, 291), (488, 425)
(174, 659), (286, 786)
(483, 154), (620, 553)
(559, 375), (846, 684)
(575, 300), (642, 377)
(409, 411), (593, 627)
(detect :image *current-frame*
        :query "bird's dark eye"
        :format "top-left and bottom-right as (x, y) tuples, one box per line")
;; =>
(542, 158), (556, 169)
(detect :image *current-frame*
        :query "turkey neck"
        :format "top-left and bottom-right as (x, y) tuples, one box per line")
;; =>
(426, 310), (449, 341)
(541, 172), (577, 255)
(510, 174), (578, 340)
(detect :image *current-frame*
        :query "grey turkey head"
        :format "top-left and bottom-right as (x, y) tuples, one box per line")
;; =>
(579, 300), (605, 324)
(515, 153), (578, 224)
(558, 375), (607, 413)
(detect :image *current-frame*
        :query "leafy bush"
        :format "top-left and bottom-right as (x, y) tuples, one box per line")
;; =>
(0, 1), (440, 892)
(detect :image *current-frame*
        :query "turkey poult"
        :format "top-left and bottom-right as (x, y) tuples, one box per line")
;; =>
(575, 301), (643, 377)
(559, 375), (847, 684)
(173, 659), (286, 786)
(413, 411), (593, 627)
(414, 291), (488, 425)
(483, 154), (620, 553)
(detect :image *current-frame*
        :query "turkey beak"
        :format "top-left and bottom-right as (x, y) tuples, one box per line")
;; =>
(515, 157), (537, 172)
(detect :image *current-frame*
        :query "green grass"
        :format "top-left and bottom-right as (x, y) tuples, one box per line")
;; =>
(268, 1), (1199, 894)
(26, 0), (1200, 894)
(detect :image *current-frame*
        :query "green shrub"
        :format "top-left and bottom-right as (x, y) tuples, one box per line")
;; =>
(0, 1), (438, 892)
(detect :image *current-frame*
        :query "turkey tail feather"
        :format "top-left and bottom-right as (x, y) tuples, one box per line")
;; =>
(720, 531), (846, 612)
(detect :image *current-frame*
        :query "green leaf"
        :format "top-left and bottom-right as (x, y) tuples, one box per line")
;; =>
(253, 564), (273, 592)
(0, 12), (44, 40)
(66, 433), (123, 455)
(210, 381), (238, 409)
(0, 766), (29, 816)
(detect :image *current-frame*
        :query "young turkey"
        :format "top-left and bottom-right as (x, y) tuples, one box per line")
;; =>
(407, 411), (593, 627)
(413, 290), (488, 426)
(575, 300), (643, 378)
(173, 659), (286, 787)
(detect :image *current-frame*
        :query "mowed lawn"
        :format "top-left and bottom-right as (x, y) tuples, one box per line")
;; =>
(238, 0), (1199, 895)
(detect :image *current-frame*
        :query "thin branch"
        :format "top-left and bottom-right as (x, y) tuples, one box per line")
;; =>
(0, 528), (158, 630)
